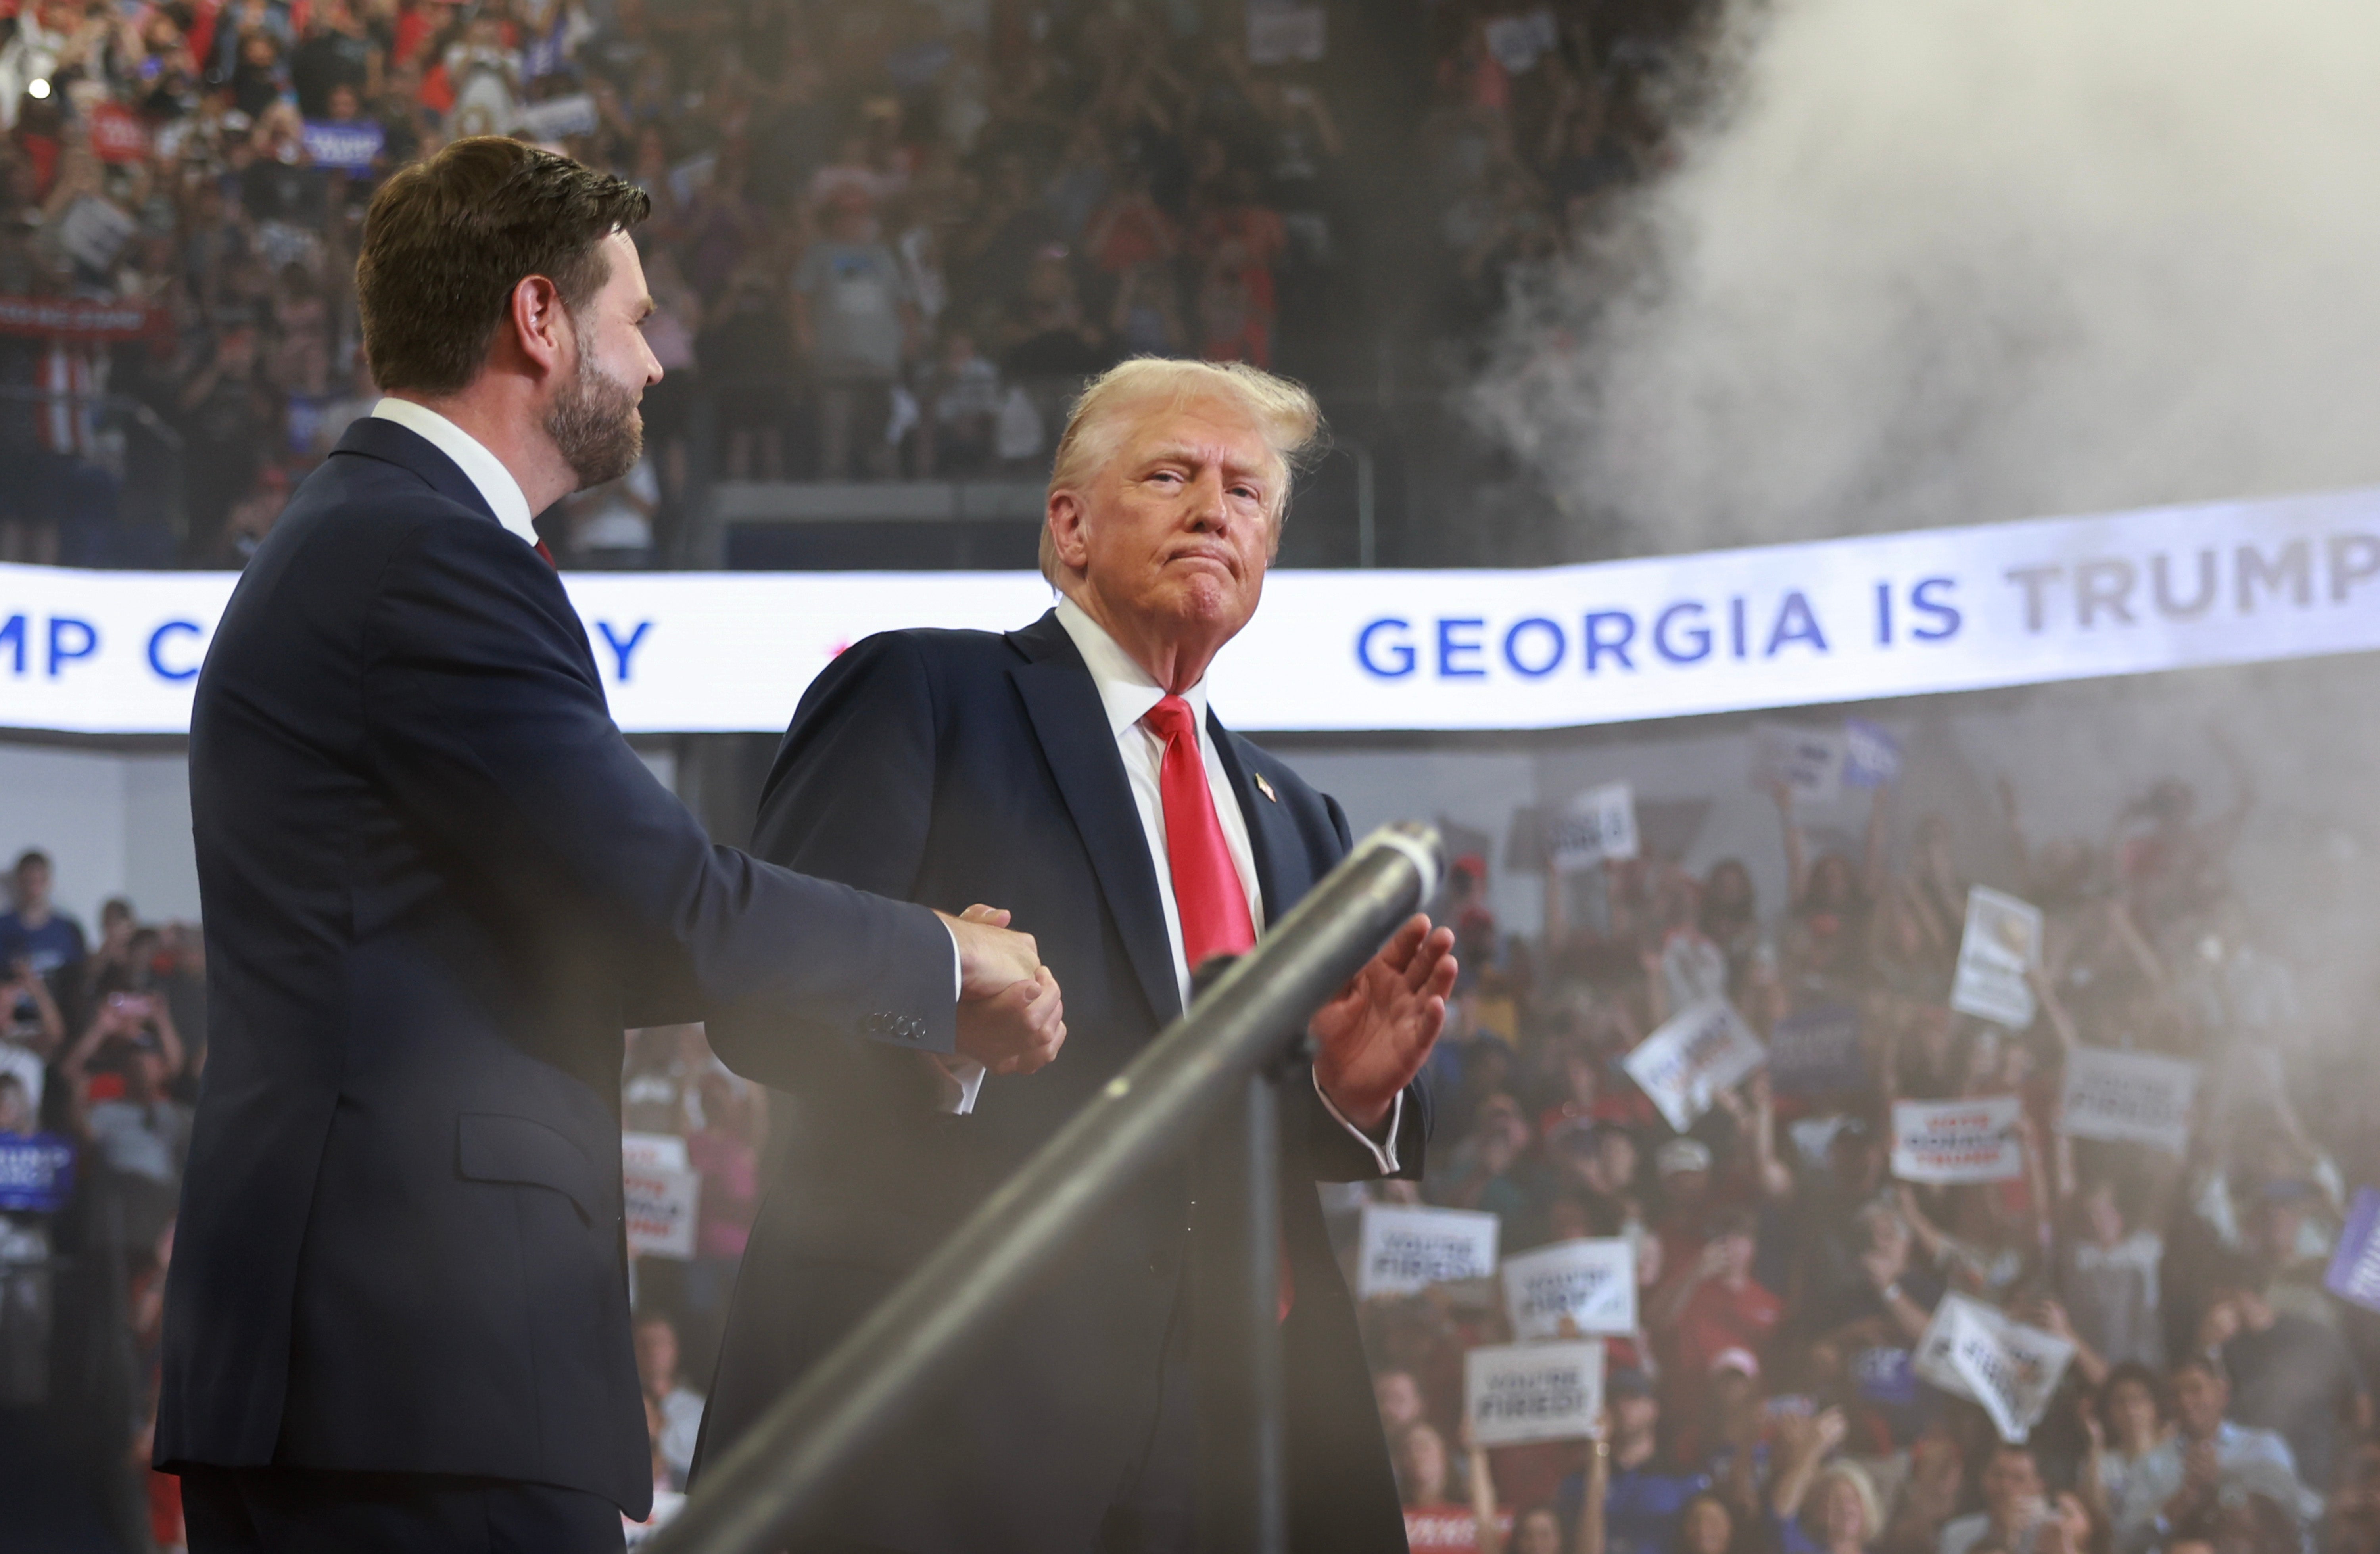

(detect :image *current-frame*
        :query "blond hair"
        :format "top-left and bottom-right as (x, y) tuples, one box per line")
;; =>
(1040, 357), (1324, 583)
(1811, 1462), (1884, 1543)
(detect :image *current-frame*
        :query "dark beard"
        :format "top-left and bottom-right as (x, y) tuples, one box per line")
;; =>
(546, 342), (643, 488)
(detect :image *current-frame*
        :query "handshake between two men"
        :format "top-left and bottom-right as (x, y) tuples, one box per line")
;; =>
(935, 902), (1459, 1127)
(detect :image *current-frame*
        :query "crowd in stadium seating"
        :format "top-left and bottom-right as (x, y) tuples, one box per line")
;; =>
(9, 720), (2378, 1554)
(0, 0), (1706, 572)
(0, 0), (1350, 569)
(1357, 746), (2380, 1554)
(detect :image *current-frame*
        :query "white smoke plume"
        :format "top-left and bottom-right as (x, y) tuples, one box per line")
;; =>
(1475, 0), (2380, 552)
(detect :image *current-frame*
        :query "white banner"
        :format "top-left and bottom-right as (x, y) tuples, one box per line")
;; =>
(1622, 999), (1767, 1134)
(1891, 1095), (2025, 1183)
(2058, 1046), (2200, 1153)
(1503, 1237), (1637, 1339)
(1356, 1203), (1501, 1299)
(4, 485), (2378, 735)
(1950, 888), (2044, 1029)
(1548, 781), (1639, 871)
(1913, 1293), (2075, 1443)
(1465, 1340), (1605, 1447)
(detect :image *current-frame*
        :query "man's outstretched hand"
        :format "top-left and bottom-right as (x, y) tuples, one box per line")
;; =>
(1310, 914), (1457, 1134)
(940, 904), (1068, 1077)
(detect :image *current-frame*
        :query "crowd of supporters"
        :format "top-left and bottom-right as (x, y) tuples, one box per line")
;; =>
(0, 0), (1706, 571)
(1352, 730), (2380, 1554)
(10, 706), (2376, 1554)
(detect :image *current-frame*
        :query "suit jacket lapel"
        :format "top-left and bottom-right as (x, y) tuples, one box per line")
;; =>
(1007, 612), (1182, 1026)
(1207, 714), (1309, 931)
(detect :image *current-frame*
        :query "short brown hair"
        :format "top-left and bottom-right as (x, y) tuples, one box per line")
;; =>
(356, 137), (651, 396)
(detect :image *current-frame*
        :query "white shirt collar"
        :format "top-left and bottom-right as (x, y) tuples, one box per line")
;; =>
(1053, 594), (1211, 739)
(370, 397), (540, 547)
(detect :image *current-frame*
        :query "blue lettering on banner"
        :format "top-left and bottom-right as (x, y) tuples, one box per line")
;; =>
(1653, 602), (1712, 664)
(1502, 618), (1564, 678)
(0, 614), (23, 675)
(1357, 617), (1415, 678)
(1437, 618), (1487, 678)
(1584, 610), (1635, 672)
(148, 620), (204, 681)
(1764, 591), (1827, 657)
(596, 620), (654, 683)
(1910, 577), (1960, 640)
(47, 617), (96, 677)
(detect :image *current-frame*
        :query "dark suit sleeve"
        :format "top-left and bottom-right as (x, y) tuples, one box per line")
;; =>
(1295, 790), (1431, 1183)
(359, 515), (954, 1052)
(702, 630), (959, 1099)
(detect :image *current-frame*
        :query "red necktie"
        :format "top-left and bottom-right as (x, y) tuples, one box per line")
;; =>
(535, 539), (557, 569)
(1142, 695), (1291, 1319)
(1142, 695), (1256, 973)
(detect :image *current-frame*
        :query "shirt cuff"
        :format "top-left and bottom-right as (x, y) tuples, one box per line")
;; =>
(943, 918), (962, 1000)
(931, 1055), (987, 1115)
(1314, 1071), (1401, 1176)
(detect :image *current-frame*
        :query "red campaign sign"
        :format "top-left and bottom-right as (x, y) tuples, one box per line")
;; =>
(88, 102), (150, 164)
(0, 295), (168, 340)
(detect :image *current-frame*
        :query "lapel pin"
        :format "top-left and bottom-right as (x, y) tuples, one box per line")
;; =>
(1255, 774), (1278, 803)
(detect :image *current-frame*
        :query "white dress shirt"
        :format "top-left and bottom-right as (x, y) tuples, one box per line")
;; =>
(370, 397), (540, 545)
(973, 597), (1401, 1170)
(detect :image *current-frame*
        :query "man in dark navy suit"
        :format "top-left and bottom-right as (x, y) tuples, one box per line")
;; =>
(155, 137), (1060, 1553)
(695, 358), (1459, 1554)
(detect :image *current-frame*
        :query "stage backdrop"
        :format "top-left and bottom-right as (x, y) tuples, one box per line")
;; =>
(3, 486), (2374, 735)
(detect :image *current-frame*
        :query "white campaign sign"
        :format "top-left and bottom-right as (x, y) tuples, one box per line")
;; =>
(1891, 1095), (2025, 1183)
(1950, 888), (2044, 1029)
(1751, 721), (1845, 804)
(622, 1132), (699, 1260)
(1622, 999), (1767, 1134)
(1549, 781), (1639, 871)
(1465, 1340), (1605, 1447)
(1913, 1294), (2075, 1443)
(2059, 1046), (2200, 1153)
(5, 485), (2378, 735)
(1503, 1237), (1638, 1339)
(1357, 1204), (1501, 1299)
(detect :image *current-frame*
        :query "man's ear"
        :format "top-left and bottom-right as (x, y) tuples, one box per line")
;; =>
(504, 274), (569, 382)
(1047, 489), (1091, 574)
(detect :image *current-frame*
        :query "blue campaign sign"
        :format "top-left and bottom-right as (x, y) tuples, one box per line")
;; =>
(1841, 717), (1901, 788)
(1852, 1345), (1918, 1407)
(1768, 1004), (1866, 1096)
(2325, 1188), (2380, 1313)
(303, 119), (385, 173)
(0, 1131), (75, 1213)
